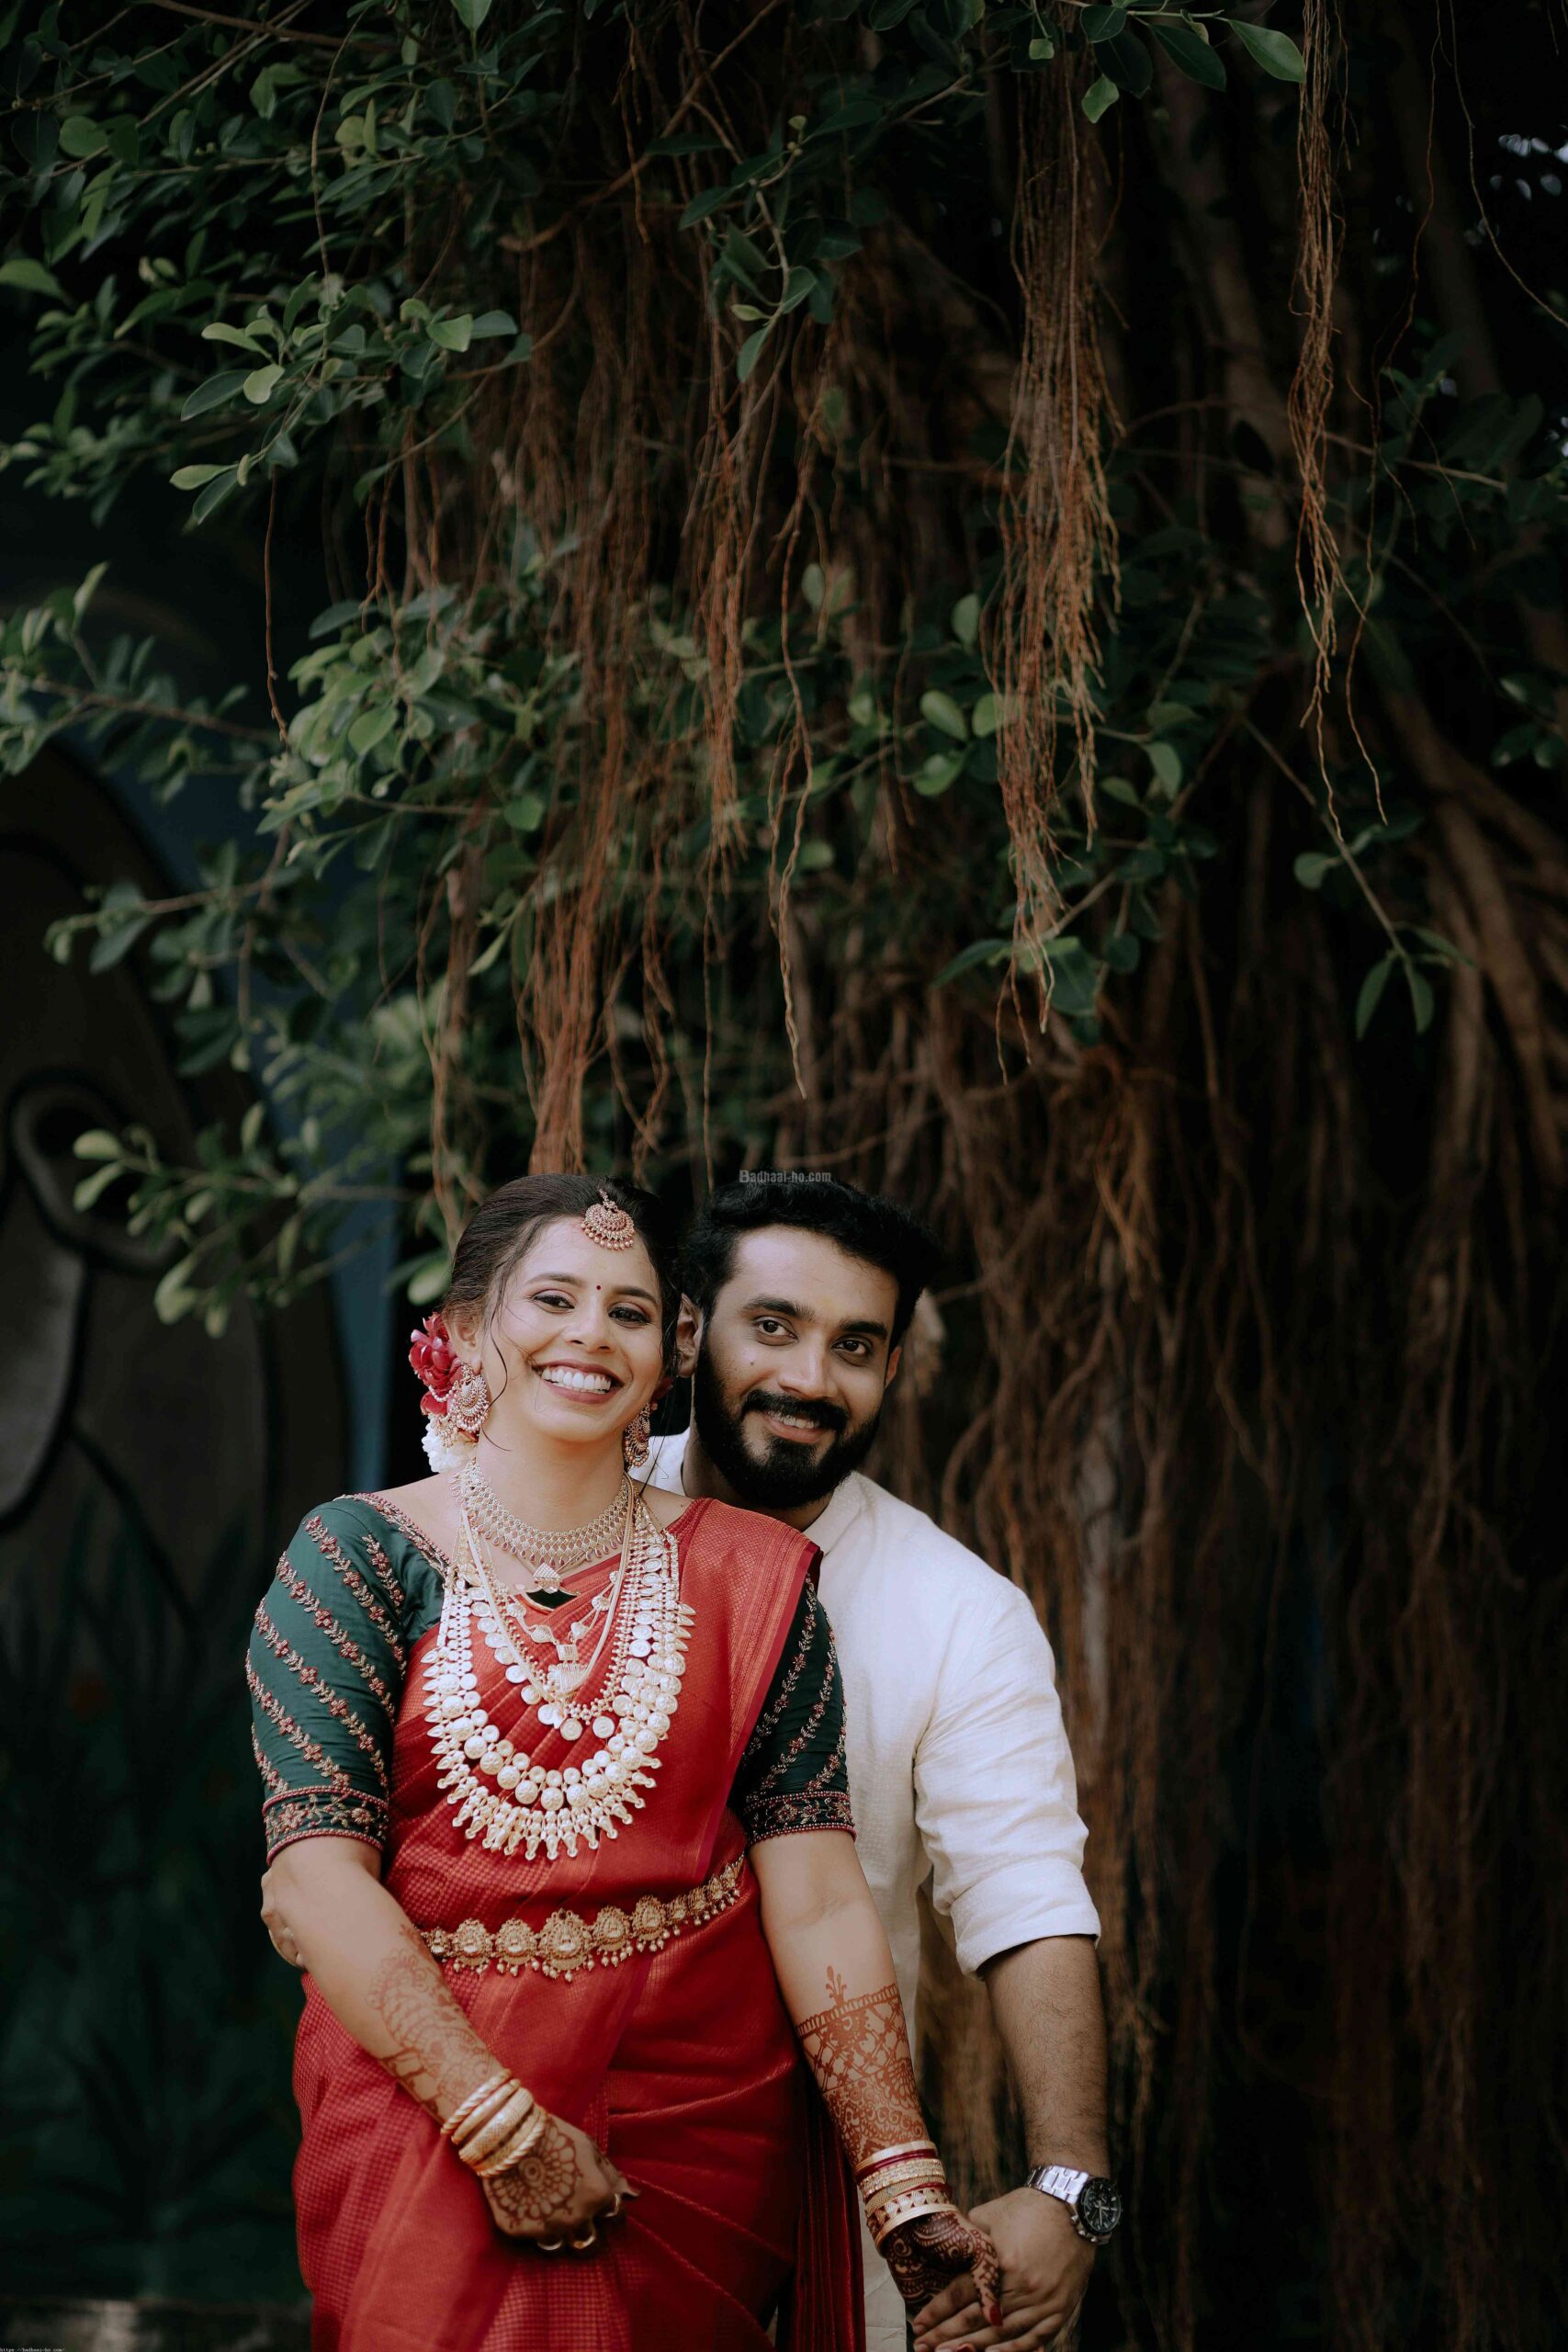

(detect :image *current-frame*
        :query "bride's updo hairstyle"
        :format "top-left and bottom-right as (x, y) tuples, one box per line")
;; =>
(442, 1173), (682, 1376)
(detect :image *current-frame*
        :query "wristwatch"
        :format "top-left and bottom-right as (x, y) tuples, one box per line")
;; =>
(1026, 2163), (1122, 2245)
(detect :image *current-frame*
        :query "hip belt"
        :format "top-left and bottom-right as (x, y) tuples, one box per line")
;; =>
(421, 1853), (746, 1982)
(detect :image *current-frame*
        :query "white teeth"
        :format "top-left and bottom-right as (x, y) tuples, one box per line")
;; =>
(538, 1367), (614, 1395)
(772, 1412), (818, 1429)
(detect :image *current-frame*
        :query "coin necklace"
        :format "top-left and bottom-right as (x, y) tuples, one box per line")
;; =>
(426, 1489), (693, 1862)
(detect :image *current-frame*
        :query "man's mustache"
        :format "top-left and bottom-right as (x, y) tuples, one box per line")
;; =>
(743, 1391), (848, 1436)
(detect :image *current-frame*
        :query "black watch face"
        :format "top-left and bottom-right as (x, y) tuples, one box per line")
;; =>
(1077, 2177), (1122, 2239)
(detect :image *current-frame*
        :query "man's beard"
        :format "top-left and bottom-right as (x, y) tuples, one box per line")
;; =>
(691, 1348), (882, 1510)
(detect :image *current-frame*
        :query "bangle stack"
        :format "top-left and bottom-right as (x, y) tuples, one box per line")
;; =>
(856, 2137), (954, 2248)
(441, 2069), (548, 2177)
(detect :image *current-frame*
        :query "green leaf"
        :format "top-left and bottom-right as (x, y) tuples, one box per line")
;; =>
(182, 370), (249, 419)
(73, 1129), (123, 1161)
(920, 690), (969, 741)
(936, 937), (1011, 985)
(407, 1250), (454, 1306)
(915, 752), (964, 797)
(73, 560), (108, 620)
(680, 187), (732, 228)
(1101, 931), (1142, 973)
(426, 79), (457, 130)
(1082, 75), (1121, 122)
(1293, 850), (1338, 889)
(1227, 19), (1306, 82)
(348, 702), (398, 753)
(971, 693), (1015, 739)
(427, 312), (473, 352)
(0, 255), (65, 298)
(1355, 954), (1394, 1037)
(469, 310), (517, 338)
(451, 0), (493, 28)
(1405, 964), (1436, 1034)
(1100, 775), (1144, 808)
(243, 363), (283, 403)
(1148, 741), (1183, 792)
(779, 267), (817, 315)
(89, 914), (152, 973)
(153, 1257), (198, 1325)
(191, 467), (241, 521)
(58, 117), (107, 160)
(503, 790), (547, 831)
(951, 594), (980, 649)
(1083, 5), (1128, 39)
(1149, 19), (1227, 87)
(73, 1163), (125, 1212)
(171, 463), (230, 490)
(737, 325), (771, 382)
(1102, 28), (1155, 96)
(201, 321), (268, 354)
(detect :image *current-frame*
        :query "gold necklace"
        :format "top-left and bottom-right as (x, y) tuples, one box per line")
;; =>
(457, 1462), (630, 1595)
(426, 1495), (694, 1862)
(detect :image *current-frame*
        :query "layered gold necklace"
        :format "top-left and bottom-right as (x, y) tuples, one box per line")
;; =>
(426, 1472), (691, 1863)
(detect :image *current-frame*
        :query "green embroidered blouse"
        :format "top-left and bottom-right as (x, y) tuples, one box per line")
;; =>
(248, 1495), (852, 1864)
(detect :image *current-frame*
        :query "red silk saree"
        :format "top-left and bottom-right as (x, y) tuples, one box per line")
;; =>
(254, 1492), (863, 2352)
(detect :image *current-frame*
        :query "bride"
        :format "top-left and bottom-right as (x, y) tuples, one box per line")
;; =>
(250, 1172), (1001, 2349)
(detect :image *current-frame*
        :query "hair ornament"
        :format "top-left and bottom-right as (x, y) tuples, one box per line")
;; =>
(581, 1187), (636, 1252)
(409, 1310), (491, 1471)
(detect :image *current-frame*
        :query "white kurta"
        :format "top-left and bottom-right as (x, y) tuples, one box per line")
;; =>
(649, 1430), (1100, 2351)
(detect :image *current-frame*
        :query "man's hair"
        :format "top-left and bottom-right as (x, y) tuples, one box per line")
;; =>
(682, 1174), (941, 1348)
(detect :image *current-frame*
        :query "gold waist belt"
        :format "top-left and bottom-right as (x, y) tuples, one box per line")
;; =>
(422, 1854), (746, 1983)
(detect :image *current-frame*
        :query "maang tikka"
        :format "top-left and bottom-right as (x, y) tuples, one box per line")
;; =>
(581, 1189), (654, 1464)
(581, 1187), (636, 1251)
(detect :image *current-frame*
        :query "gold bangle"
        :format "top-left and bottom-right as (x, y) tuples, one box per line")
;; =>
(450, 2075), (527, 2154)
(472, 2103), (550, 2177)
(858, 2157), (948, 2202)
(446, 2077), (518, 2146)
(440, 2068), (513, 2142)
(853, 2138), (937, 2180)
(456, 2087), (536, 2167)
(866, 2187), (954, 2247)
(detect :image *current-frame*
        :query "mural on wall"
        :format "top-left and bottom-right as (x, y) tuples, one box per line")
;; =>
(0, 748), (345, 2314)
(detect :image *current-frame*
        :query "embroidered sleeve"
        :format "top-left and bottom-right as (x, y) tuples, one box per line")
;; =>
(732, 1580), (855, 1845)
(247, 1502), (411, 1863)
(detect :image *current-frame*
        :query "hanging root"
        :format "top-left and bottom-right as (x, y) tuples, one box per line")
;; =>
(993, 52), (1118, 988)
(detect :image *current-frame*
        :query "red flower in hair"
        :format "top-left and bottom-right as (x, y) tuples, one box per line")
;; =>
(409, 1312), (458, 1419)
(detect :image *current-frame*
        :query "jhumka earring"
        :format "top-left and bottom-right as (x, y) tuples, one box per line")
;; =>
(623, 1403), (652, 1471)
(410, 1312), (492, 1473)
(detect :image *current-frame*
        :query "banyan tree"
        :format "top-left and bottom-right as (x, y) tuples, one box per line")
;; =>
(1, 4), (1563, 2345)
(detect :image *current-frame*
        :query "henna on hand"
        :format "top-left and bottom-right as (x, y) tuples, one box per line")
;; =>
(795, 1967), (923, 2166)
(367, 1923), (499, 2120)
(480, 2114), (583, 2238)
(883, 2207), (1004, 2327)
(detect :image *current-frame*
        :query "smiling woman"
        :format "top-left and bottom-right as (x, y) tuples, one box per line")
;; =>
(246, 1173), (1000, 2348)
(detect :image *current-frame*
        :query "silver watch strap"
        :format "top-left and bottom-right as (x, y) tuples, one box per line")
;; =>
(1029, 2164), (1090, 2210)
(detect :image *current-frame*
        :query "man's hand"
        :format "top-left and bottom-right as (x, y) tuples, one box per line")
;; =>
(910, 2187), (1094, 2349)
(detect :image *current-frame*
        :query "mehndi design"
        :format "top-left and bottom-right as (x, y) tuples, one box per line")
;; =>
(796, 1968), (1003, 2326)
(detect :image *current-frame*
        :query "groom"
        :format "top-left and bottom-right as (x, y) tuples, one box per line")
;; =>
(653, 1173), (1115, 2352)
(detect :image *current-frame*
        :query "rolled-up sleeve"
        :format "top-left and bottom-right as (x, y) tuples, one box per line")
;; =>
(914, 1584), (1100, 1974)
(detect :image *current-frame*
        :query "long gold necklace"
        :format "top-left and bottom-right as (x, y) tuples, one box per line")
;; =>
(426, 1492), (693, 1863)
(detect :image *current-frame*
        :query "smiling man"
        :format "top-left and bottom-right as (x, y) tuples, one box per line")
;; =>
(649, 1174), (1116, 2352)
